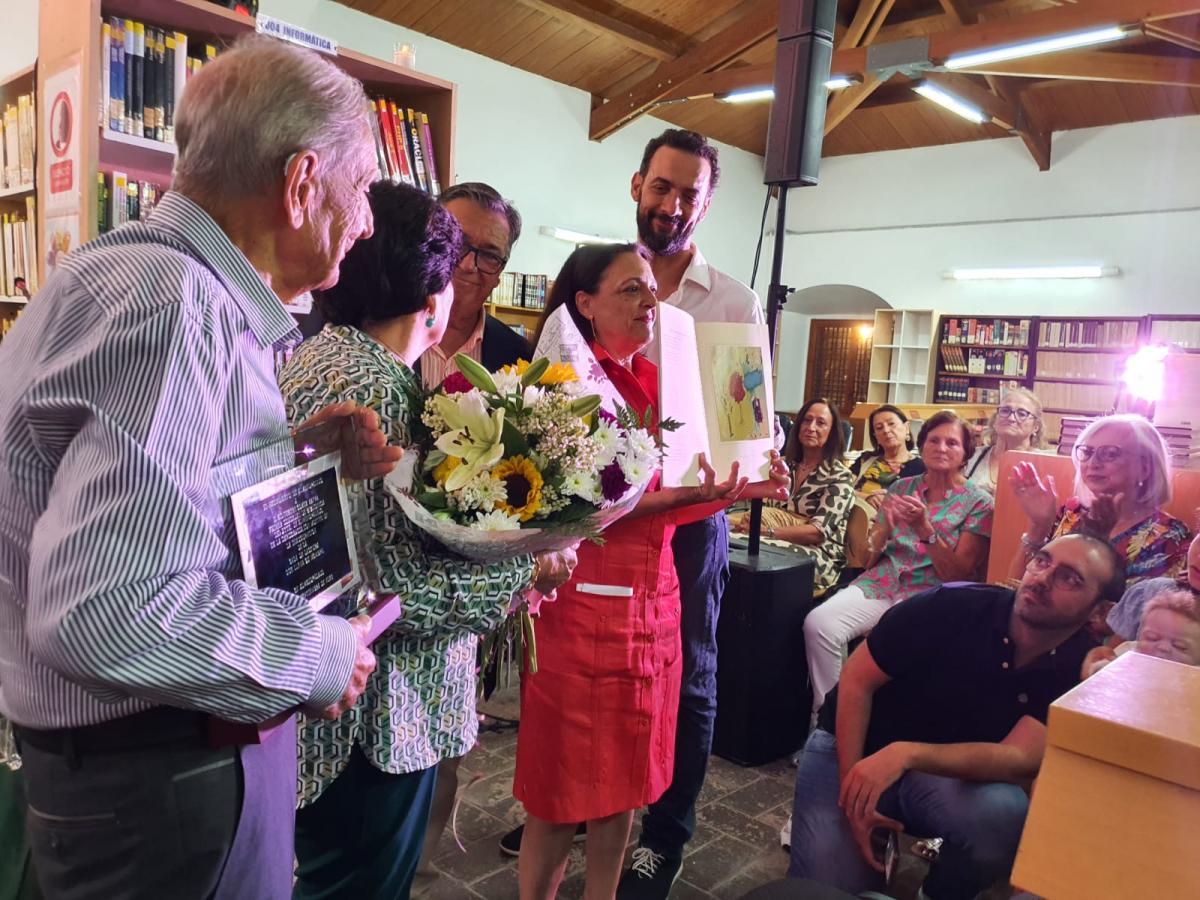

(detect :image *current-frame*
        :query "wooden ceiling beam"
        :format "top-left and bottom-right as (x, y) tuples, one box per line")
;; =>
(589, 0), (778, 141)
(938, 0), (980, 26)
(953, 49), (1200, 85)
(515, 0), (688, 61)
(830, 0), (1200, 77)
(659, 63), (775, 101)
(842, 0), (895, 49)
(825, 75), (885, 133)
(1143, 21), (1200, 52)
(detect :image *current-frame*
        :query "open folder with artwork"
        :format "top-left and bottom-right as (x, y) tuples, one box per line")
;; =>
(654, 302), (776, 487)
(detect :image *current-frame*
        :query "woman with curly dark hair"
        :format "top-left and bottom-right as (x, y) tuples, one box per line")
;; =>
(279, 181), (577, 898)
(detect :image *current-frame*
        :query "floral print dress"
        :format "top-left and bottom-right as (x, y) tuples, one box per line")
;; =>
(1052, 499), (1191, 585)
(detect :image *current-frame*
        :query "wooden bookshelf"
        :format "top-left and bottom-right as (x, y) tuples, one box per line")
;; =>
(0, 63), (38, 334)
(932, 314), (1032, 407)
(38, 0), (456, 267)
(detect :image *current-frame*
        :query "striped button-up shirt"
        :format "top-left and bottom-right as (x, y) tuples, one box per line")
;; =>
(0, 192), (357, 729)
(417, 310), (486, 390)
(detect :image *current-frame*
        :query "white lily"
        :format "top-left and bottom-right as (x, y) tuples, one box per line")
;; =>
(432, 392), (506, 491)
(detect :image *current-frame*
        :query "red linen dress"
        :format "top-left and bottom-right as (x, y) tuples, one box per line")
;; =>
(513, 346), (683, 823)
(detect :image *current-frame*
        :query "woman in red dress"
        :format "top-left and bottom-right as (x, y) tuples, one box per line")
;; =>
(514, 244), (788, 899)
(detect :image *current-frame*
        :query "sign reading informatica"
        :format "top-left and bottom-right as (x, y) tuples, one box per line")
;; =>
(255, 14), (338, 56)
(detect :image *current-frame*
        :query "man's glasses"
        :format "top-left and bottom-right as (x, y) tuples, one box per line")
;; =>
(460, 244), (507, 276)
(997, 406), (1036, 423)
(1026, 551), (1087, 591)
(1073, 444), (1124, 465)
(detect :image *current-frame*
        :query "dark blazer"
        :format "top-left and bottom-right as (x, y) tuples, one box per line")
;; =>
(481, 313), (532, 370)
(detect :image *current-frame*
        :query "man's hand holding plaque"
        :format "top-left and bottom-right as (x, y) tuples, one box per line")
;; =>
(307, 615), (378, 720)
(294, 400), (403, 481)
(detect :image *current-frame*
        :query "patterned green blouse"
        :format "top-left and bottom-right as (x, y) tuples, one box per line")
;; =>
(775, 458), (856, 592)
(279, 325), (534, 806)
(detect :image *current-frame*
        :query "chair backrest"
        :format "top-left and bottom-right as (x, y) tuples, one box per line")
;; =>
(843, 497), (874, 570)
(988, 450), (1200, 582)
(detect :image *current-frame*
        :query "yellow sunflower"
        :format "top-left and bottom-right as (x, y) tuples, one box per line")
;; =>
(538, 362), (577, 385)
(432, 455), (463, 486)
(492, 455), (544, 522)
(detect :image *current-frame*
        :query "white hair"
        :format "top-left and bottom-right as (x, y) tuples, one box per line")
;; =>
(1072, 413), (1172, 508)
(173, 34), (372, 202)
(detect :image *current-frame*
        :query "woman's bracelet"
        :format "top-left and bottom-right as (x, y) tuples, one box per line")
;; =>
(1019, 531), (1047, 553)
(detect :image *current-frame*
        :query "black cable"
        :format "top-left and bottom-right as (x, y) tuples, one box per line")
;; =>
(750, 184), (773, 292)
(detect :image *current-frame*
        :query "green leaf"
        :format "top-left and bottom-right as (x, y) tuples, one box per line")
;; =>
(418, 490), (449, 508)
(658, 417), (683, 433)
(570, 394), (603, 418)
(454, 354), (499, 394)
(422, 449), (447, 472)
(501, 420), (531, 456)
(520, 357), (550, 387)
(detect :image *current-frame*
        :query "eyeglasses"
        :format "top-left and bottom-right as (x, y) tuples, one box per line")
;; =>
(1026, 551), (1087, 591)
(997, 406), (1036, 423)
(459, 244), (507, 276)
(1073, 444), (1124, 464)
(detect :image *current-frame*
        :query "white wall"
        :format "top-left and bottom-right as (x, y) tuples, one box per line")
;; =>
(0, 0), (769, 281)
(773, 115), (1200, 407)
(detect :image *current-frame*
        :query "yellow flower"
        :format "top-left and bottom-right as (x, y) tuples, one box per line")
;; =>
(432, 455), (462, 486)
(492, 456), (543, 522)
(538, 362), (577, 385)
(499, 359), (531, 377)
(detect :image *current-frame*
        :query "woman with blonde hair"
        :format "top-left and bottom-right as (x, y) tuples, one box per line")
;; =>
(964, 387), (1047, 493)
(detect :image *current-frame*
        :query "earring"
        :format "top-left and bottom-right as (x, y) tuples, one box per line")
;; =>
(426, 315), (436, 328)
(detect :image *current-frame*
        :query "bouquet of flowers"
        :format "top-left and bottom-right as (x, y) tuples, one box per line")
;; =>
(384, 351), (666, 682)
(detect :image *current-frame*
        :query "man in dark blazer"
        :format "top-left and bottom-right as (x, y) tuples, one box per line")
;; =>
(416, 182), (530, 386)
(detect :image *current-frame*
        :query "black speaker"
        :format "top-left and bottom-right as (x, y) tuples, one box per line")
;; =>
(763, 0), (837, 187)
(712, 545), (815, 767)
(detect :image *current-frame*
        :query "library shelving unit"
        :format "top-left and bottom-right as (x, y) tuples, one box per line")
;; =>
(486, 300), (541, 339)
(38, 0), (456, 277)
(866, 308), (936, 405)
(0, 63), (37, 338)
(1147, 315), (1200, 354)
(932, 315), (1033, 406)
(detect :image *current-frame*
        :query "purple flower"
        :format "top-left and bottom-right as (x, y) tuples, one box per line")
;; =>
(600, 460), (629, 502)
(597, 408), (617, 424)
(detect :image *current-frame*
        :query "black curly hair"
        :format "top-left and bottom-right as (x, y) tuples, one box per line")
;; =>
(314, 181), (463, 328)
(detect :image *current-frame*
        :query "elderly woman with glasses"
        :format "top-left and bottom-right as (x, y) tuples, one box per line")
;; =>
(1008, 413), (1191, 590)
(964, 387), (1047, 493)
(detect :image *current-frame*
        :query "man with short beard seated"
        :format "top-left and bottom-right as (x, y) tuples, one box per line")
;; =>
(788, 533), (1126, 900)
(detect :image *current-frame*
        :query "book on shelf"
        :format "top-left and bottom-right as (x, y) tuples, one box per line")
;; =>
(939, 345), (1027, 377)
(365, 99), (440, 194)
(0, 195), (38, 298)
(98, 171), (166, 233)
(1038, 319), (1138, 350)
(934, 376), (1017, 405)
(104, 16), (214, 146)
(1035, 351), (1125, 381)
(1034, 380), (1118, 413)
(942, 317), (1030, 347)
(1, 89), (35, 189)
(1149, 319), (1200, 351)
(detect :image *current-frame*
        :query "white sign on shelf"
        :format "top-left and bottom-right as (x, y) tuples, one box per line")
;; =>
(43, 60), (82, 214)
(255, 15), (338, 56)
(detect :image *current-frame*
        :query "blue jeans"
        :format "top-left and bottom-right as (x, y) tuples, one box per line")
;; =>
(788, 730), (1029, 900)
(638, 513), (730, 858)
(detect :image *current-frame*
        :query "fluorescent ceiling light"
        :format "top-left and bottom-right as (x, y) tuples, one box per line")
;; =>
(912, 81), (988, 124)
(945, 25), (1128, 70)
(722, 76), (861, 103)
(724, 88), (776, 103)
(539, 225), (626, 245)
(945, 266), (1120, 281)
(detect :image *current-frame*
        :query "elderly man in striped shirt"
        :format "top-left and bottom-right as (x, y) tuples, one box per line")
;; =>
(0, 36), (392, 899)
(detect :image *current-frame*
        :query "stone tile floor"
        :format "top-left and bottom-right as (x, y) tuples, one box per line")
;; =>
(413, 688), (1016, 899)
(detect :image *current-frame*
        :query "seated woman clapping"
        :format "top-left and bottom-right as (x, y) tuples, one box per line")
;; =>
(803, 411), (993, 719)
(850, 404), (924, 509)
(732, 397), (855, 594)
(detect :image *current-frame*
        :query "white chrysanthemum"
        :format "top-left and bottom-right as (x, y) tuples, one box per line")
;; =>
(618, 452), (652, 487)
(492, 369), (522, 395)
(623, 427), (658, 462)
(522, 385), (544, 406)
(472, 509), (522, 531)
(455, 470), (507, 510)
(562, 469), (598, 502)
(592, 422), (620, 465)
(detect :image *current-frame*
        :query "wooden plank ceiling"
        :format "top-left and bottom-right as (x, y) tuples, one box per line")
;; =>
(342, 0), (1200, 167)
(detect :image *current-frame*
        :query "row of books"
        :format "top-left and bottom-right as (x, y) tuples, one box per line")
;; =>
(939, 346), (1028, 377)
(1034, 380), (1117, 413)
(1038, 319), (1138, 350)
(493, 272), (548, 309)
(1035, 350), (1125, 382)
(942, 317), (1030, 347)
(1148, 319), (1200, 351)
(369, 98), (440, 195)
(101, 17), (218, 144)
(1, 93), (35, 189)
(934, 377), (1020, 404)
(0, 196), (38, 298)
(97, 171), (166, 234)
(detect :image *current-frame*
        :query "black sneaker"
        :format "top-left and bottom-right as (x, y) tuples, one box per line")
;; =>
(498, 822), (586, 857)
(615, 847), (683, 898)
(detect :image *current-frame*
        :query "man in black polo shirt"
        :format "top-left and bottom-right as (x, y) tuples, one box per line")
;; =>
(788, 533), (1126, 900)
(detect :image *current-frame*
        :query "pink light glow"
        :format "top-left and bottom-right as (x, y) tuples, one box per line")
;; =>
(1122, 344), (1170, 402)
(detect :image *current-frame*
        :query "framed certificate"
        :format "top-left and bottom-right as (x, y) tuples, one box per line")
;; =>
(230, 451), (361, 611)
